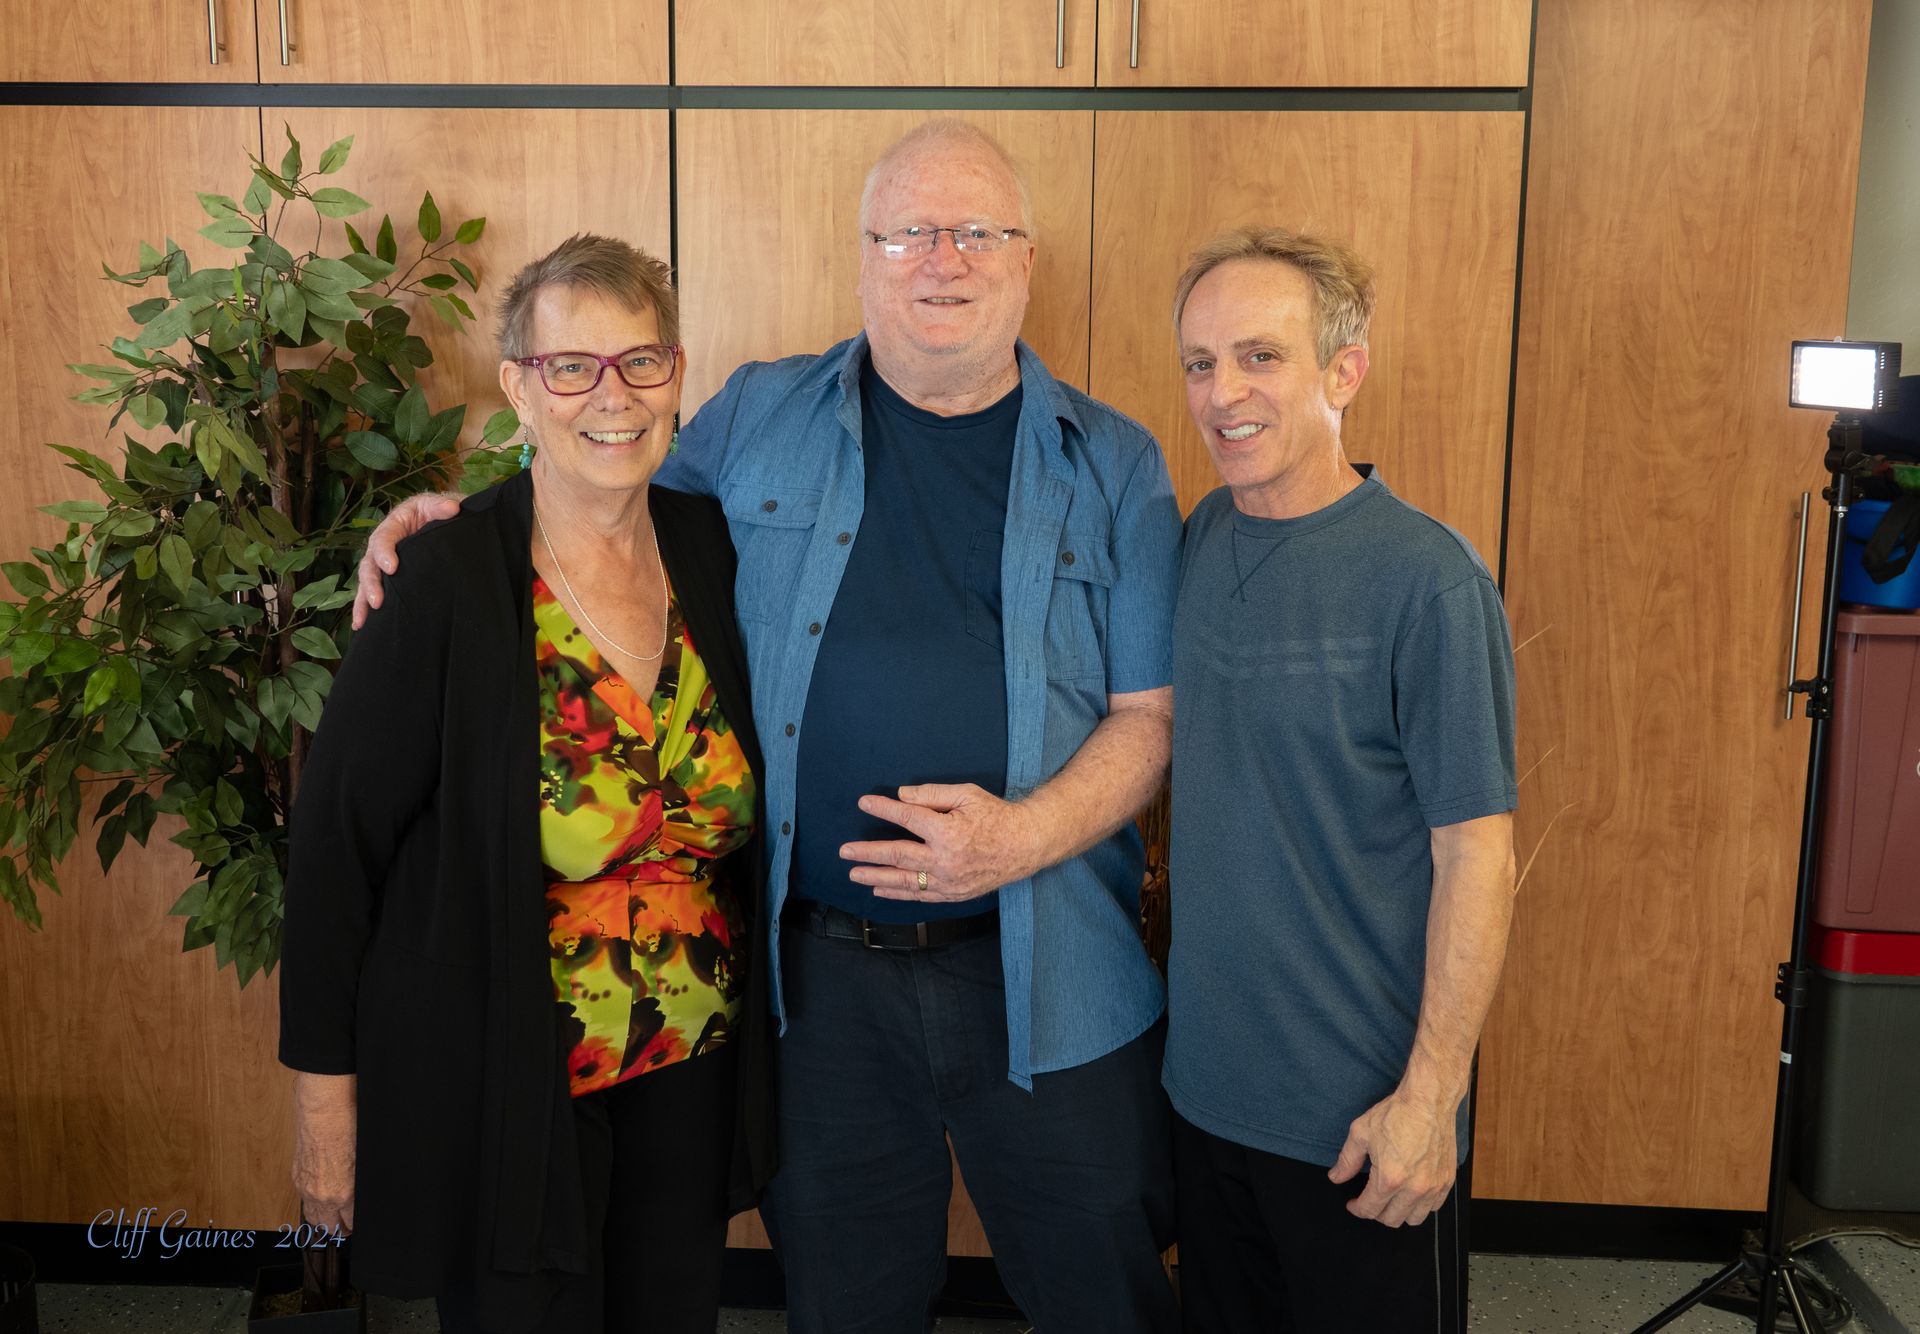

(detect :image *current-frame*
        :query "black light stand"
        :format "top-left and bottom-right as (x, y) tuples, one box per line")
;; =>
(1626, 416), (1867, 1334)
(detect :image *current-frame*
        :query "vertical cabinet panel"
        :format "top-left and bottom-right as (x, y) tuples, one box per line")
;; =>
(0, 106), (294, 1227)
(676, 0), (1095, 86)
(276, 108), (672, 450)
(1094, 0), (1531, 88)
(676, 109), (1094, 416)
(263, 0), (666, 84)
(1, 0), (261, 82)
(1479, 0), (1873, 1210)
(1090, 111), (1523, 564)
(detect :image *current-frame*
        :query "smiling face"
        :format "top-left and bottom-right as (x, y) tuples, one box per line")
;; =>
(498, 284), (683, 498)
(856, 140), (1036, 392)
(1178, 257), (1369, 518)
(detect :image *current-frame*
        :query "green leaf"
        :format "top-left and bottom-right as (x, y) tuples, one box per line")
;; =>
(289, 688), (325, 732)
(1, 562), (48, 597)
(157, 533), (194, 595)
(38, 500), (107, 524)
(291, 626), (341, 659)
(132, 544), (158, 580)
(420, 272), (458, 290)
(183, 500), (221, 553)
(127, 392), (166, 430)
(96, 813), (129, 873)
(197, 215), (255, 248)
(82, 668), (117, 715)
(243, 171), (273, 215)
(8, 632), (54, 671)
(264, 278), (306, 342)
(481, 408), (521, 447)
(375, 215), (397, 265)
(169, 882), (210, 918)
(316, 134), (354, 175)
(213, 779), (244, 827)
(450, 257), (478, 291)
(301, 256), (369, 292)
(342, 221), (368, 254)
(428, 294), (460, 328)
(197, 192), (241, 219)
(256, 675), (294, 731)
(344, 430), (399, 469)
(394, 385), (429, 442)
(127, 297), (169, 324)
(417, 191), (442, 244)
(310, 187), (371, 219)
(447, 293), (475, 321)
(278, 125), (302, 179)
(342, 252), (394, 283)
(251, 166), (297, 201)
(135, 301), (196, 350)
(453, 217), (486, 245)
(44, 638), (101, 675)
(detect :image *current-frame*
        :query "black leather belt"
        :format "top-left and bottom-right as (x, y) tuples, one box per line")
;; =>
(790, 900), (999, 951)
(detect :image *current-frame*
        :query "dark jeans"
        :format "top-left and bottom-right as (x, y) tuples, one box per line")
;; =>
(1172, 1110), (1467, 1334)
(437, 1048), (736, 1334)
(761, 911), (1179, 1334)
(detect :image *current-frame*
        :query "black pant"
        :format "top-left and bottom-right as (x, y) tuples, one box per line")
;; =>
(760, 916), (1180, 1334)
(437, 1049), (736, 1334)
(1173, 1111), (1466, 1334)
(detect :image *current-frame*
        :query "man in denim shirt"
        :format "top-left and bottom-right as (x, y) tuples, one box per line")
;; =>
(358, 121), (1181, 1331)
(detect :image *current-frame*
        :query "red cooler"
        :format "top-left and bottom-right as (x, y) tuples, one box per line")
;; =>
(1796, 928), (1920, 1211)
(1815, 608), (1920, 933)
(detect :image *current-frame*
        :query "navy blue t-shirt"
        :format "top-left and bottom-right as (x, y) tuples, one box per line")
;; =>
(790, 363), (1020, 921)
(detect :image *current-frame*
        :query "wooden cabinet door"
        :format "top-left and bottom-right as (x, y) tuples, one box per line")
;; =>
(1094, 0), (1530, 87)
(677, 0), (1094, 86)
(1090, 111), (1523, 563)
(0, 106), (297, 1227)
(263, 0), (666, 83)
(1477, 0), (1873, 1211)
(676, 108), (1094, 415)
(276, 108), (672, 449)
(1, 0), (261, 81)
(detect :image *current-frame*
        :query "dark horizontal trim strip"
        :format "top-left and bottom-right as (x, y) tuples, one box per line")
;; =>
(1470, 1199), (1763, 1262)
(0, 83), (674, 108)
(673, 85), (1527, 112)
(0, 82), (1525, 113)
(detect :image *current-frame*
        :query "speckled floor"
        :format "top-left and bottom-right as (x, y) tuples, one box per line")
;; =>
(23, 1243), (1920, 1332)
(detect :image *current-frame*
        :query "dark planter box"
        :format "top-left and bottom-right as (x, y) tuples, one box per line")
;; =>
(0, 1244), (36, 1334)
(247, 1263), (366, 1333)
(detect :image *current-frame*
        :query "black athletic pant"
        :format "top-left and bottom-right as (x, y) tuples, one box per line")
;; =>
(1173, 1110), (1467, 1334)
(437, 1047), (737, 1334)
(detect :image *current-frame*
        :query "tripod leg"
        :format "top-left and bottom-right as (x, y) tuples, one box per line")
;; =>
(1627, 1256), (1751, 1333)
(1779, 1265), (1825, 1334)
(1758, 1265), (1780, 1334)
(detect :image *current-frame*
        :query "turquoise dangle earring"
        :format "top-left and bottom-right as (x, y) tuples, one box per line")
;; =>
(668, 414), (681, 456)
(518, 424), (534, 471)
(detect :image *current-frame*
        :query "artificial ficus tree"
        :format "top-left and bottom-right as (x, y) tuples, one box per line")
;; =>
(0, 126), (522, 983)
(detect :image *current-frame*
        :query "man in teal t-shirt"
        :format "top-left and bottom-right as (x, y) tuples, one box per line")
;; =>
(1163, 227), (1519, 1334)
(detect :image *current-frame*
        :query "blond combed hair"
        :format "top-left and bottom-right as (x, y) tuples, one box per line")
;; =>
(497, 233), (678, 359)
(1172, 227), (1375, 368)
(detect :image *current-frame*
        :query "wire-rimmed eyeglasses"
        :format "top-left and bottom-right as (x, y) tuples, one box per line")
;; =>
(512, 344), (681, 396)
(866, 225), (1031, 259)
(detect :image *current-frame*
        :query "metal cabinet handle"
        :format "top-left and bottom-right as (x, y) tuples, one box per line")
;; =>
(1055, 0), (1065, 69)
(278, 0), (291, 66)
(1130, 0), (1141, 68)
(205, 0), (220, 64)
(1785, 491), (1810, 719)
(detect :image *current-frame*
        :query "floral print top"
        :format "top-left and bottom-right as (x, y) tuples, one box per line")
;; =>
(534, 571), (756, 1097)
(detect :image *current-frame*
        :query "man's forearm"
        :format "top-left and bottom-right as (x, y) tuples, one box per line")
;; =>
(1010, 688), (1173, 879)
(1398, 814), (1518, 1111)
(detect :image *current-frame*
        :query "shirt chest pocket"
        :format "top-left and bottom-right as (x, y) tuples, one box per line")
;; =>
(1045, 536), (1116, 683)
(721, 481), (823, 626)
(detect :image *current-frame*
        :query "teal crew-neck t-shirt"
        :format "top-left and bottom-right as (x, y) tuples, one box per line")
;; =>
(1162, 469), (1517, 1167)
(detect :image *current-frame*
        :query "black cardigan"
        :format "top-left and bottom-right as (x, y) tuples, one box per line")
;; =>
(279, 471), (775, 1320)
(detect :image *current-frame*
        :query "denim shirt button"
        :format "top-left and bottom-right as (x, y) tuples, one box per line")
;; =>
(1060, 550), (1075, 565)
(762, 499), (778, 513)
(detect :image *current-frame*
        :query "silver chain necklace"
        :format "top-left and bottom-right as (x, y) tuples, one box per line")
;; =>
(534, 504), (668, 663)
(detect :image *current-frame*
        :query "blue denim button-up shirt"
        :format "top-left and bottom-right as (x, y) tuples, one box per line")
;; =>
(657, 334), (1181, 1087)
